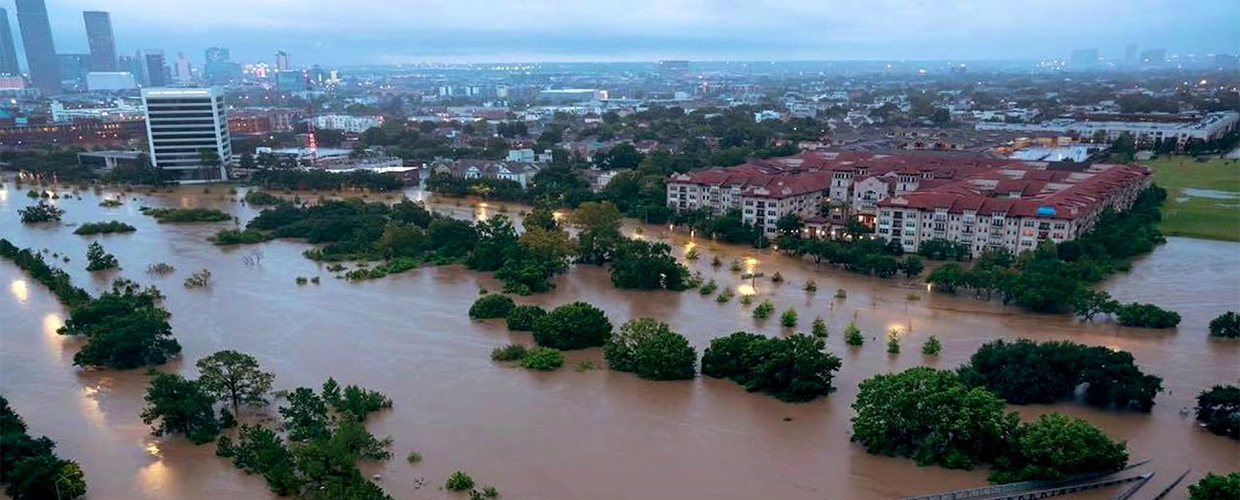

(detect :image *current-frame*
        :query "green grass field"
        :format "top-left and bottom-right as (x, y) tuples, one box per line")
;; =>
(1143, 156), (1240, 241)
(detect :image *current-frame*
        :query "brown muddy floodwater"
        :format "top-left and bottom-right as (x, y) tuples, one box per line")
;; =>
(1, 183), (1237, 500)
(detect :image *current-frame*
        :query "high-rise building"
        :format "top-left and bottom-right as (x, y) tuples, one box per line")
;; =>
(83, 11), (117, 71)
(58, 53), (91, 85)
(275, 50), (290, 71)
(1124, 44), (1138, 67)
(174, 52), (192, 84)
(141, 87), (232, 183)
(119, 54), (142, 78)
(0, 8), (19, 76)
(143, 50), (168, 86)
(276, 70), (307, 92)
(204, 47), (239, 85)
(86, 71), (136, 92)
(15, 0), (60, 94)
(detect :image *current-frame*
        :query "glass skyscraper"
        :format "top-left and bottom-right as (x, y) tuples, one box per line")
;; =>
(0, 8), (20, 76)
(83, 11), (117, 72)
(15, 0), (59, 94)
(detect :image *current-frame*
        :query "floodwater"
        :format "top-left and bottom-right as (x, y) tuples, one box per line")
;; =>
(1, 182), (1237, 500)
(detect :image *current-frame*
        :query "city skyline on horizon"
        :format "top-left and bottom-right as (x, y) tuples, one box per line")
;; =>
(1, 0), (1236, 69)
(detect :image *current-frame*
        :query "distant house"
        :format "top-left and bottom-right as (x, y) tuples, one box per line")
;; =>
(430, 159), (542, 189)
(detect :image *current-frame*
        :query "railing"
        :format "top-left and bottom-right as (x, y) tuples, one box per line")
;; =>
(1148, 470), (1191, 500)
(890, 460), (1153, 500)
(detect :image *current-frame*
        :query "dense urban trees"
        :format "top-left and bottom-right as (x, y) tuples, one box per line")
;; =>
(852, 367), (1016, 469)
(1195, 385), (1239, 439)
(571, 201), (624, 265)
(959, 339), (1163, 411)
(989, 413), (1128, 483)
(495, 225), (574, 294)
(141, 372), (221, 444)
(609, 239), (692, 290)
(1189, 472), (1240, 500)
(0, 396), (88, 500)
(532, 302), (613, 350)
(604, 318), (697, 381)
(216, 378), (394, 499)
(250, 168), (404, 192)
(59, 279), (182, 369)
(505, 305), (546, 331)
(1209, 312), (1239, 338)
(1113, 302), (1182, 328)
(701, 332), (841, 402)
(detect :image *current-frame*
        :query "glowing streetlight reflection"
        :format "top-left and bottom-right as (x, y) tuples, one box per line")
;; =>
(10, 279), (29, 304)
(737, 284), (757, 296)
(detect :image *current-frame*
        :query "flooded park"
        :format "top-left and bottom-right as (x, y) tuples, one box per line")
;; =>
(1, 182), (1237, 499)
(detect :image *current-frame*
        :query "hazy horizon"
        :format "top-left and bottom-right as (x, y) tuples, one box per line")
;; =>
(5, 0), (1239, 66)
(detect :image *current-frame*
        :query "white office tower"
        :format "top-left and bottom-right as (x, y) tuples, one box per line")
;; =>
(141, 87), (232, 183)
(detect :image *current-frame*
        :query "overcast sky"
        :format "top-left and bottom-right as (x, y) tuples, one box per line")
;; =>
(6, 0), (1239, 66)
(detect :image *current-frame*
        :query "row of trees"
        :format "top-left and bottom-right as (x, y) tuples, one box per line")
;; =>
(852, 367), (1128, 482)
(1, 239), (184, 370)
(473, 296), (846, 401)
(0, 239), (92, 307)
(0, 396), (88, 499)
(249, 167), (406, 192)
(779, 234), (925, 279)
(236, 197), (690, 294)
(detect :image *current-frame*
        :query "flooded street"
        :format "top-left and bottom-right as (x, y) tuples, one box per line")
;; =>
(1, 183), (1237, 500)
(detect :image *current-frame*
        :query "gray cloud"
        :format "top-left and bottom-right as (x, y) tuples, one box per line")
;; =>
(11, 0), (1239, 65)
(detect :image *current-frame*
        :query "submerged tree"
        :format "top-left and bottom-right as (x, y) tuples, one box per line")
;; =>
(140, 372), (221, 444)
(196, 350), (275, 414)
(84, 242), (119, 272)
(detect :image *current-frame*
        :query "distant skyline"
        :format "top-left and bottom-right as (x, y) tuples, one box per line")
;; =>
(4, 0), (1239, 67)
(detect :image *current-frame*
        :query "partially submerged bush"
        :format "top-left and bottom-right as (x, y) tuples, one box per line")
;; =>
(532, 302), (612, 350)
(505, 305), (545, 331)
(519, 347), (564, 371)
(604, 318), (696, 380)
(184, 269), (213, 288)
(469, 294), (516, 319)
(490, 343), (529, 362)
(74, 220), (136, 235)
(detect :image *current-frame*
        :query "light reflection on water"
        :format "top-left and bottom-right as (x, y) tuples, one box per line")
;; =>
(10, 278), (29, 304)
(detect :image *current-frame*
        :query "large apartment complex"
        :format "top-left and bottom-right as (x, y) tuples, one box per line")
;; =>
(141, 87), (232, 183)
(666, 151), (1152, 257)
(977, 111), (1239, 146)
